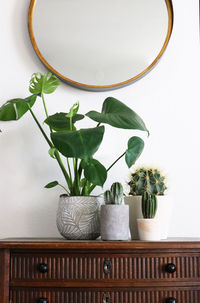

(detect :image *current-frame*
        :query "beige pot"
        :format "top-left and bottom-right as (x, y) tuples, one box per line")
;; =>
(137, 218), (161, 241)
(125, 195), (171, 240)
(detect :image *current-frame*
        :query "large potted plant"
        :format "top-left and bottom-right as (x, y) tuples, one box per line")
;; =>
(0, 72), (148, 240)
(125, 167), (169, 239)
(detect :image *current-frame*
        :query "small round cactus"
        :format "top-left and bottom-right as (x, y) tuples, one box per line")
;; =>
(128, 167), (167, 196)
(142, 192), (157, 219)
(104, 182), (124, 205)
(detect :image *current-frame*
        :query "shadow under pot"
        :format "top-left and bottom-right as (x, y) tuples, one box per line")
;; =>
(57, 195), (103, 240)
(101, 204), (129, 241)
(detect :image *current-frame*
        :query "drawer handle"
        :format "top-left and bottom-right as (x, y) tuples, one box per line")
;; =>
(166, 297), (177, 303)
(165, 263), (176, 274)
(37, 263), (49, 273)
(103, 293), (111, 303)
(103, 260), (112, 274)
(37, 298), (48, 303)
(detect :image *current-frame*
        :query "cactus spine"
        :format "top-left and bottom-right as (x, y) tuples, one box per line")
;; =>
(129, 168), (167, 196)
(104, 182), (124, 205)
(142, 192), (157, 219)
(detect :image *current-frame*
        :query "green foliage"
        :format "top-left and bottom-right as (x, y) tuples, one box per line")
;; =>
(104, 182), (124, 205)
(45, 181), (59, 188)
(29, 72), (60, 95)
(142, 192), (157, 219)
(128, 168), (167, 196)
(0, 72), (149, 196)
(66, 102), (79, 118)
(125, 137), (144, 168)
(48, 147), (57, 159)
(86, 97), (149, 133)
(81, 159), (107, 187)
(45, 113), (84, 131)
(0, 96), (37, 121)
(51, 126), (105, 160)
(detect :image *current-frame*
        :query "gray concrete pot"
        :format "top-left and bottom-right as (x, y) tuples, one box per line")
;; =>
(100, 205), (129, 240)
(57, 195), (103, 240)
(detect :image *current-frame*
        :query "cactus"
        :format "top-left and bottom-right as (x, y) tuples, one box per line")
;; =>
(104, 190), (113, 205)
(142, 192), (157, 219)
(104, 182), (124, 205)
(128, 167), (167, 196)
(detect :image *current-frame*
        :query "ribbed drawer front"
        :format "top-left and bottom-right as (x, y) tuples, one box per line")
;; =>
(10, 287), (200, 303)
(11, 252), (200, 282)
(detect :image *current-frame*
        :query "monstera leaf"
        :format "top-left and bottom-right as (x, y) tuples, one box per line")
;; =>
(125, 136), (144, 168)
(86, 97), (149, 133)
(45, 112), (84, 131)
(51, 126), (105, 159)
(0, 95), (37, 121)
(81, 158), (107, 186)
(29, 72), (60, 95)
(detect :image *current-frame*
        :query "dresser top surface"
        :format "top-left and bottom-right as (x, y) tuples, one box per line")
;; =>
(0, 237), (200, 250)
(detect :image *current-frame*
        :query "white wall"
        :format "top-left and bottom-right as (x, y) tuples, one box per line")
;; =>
(0, 0), (199, 238)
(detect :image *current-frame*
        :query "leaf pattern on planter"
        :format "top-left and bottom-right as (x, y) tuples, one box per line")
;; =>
(56, 196), (103, 240)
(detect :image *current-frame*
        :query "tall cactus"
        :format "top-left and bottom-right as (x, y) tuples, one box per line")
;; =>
(142, 192), (157, 219)
(104, 182), (124, 205)
(128, 167), (167, 196)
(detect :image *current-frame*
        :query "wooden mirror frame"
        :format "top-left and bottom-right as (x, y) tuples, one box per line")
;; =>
(28, 0), (173, 91)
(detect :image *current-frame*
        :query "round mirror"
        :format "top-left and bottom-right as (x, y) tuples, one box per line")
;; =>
(28, 0), (173, 91)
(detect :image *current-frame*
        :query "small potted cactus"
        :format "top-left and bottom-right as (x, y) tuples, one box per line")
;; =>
(125, 167), (170, 239)
(137, 192), (161, 241)
(101, 182), (129, 241)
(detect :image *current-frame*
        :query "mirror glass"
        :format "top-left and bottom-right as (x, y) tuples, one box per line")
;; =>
(29, 0), (173, 91)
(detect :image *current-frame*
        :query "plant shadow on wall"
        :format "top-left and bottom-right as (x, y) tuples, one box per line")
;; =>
(0, 72), (149, 239)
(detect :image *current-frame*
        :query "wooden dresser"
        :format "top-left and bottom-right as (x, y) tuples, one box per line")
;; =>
(0, 238), (200, 303)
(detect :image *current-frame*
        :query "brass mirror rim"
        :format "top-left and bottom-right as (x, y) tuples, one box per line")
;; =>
(28, 0), (173, 91)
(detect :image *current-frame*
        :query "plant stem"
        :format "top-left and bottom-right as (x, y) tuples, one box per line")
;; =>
(67, 158), (72, 182)
(58, 183), (70, 195)
(82, 180), (90, 196)
(28, 107), (53, 147)
(41, 92), (52, 132)
(68, 116), (79, 195)
(107, 152), (126, 172)
(70, 116), (73, 131)
(54, 150), (72, 189)
(97, 122), (101, 127)
(28, 106), (71, 189)
(88, 184), (96, 195)
(41, 92), (49, 118)
(78, 161), (83, 179)
(73, 158), (80, 195)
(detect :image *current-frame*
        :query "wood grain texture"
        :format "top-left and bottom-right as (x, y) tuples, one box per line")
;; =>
(1, 239), (200, 303)
(10, 287), (200, 303)
(1, 238), (200, 250)
(0, 249), (10, 303)
(10, 252), (200, 282)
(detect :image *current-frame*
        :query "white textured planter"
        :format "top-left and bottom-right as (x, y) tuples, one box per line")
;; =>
(101, 205), (129, 241)
(57, 195), (103, 240)
(125, 196), (171, 240)
(137, 219), (161, 241)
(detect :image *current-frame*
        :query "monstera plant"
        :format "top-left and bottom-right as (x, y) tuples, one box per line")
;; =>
(0, 72), (149, 239)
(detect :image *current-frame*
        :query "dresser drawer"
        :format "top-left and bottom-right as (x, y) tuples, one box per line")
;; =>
(10, 287), (200, 303)
(10, 252), (200, 282)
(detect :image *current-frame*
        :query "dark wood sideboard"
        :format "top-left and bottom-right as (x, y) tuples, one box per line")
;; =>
(0, 238), (200, 303)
